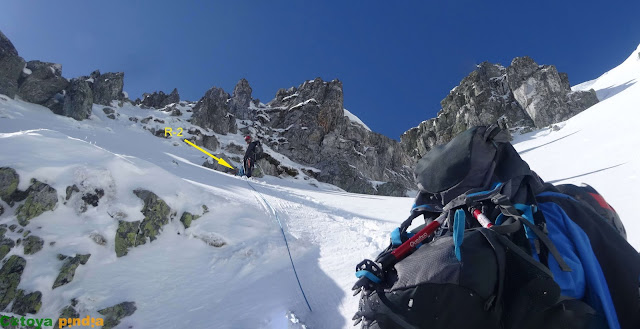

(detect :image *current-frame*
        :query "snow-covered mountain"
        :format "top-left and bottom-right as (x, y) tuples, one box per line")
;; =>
(1, 29), (639, 329)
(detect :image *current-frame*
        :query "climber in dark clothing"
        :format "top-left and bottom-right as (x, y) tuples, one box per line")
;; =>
(243, 135), (261, 178)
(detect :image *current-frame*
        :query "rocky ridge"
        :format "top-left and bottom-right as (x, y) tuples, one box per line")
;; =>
(400, 58), (598, 159)
(1, 29), (600, 195)
(0, 31), (126, 121)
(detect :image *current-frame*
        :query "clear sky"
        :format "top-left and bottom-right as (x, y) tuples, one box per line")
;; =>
(2, 1), (639, 139)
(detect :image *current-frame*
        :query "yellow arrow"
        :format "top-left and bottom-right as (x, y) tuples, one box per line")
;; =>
(183, 139), (235, 169)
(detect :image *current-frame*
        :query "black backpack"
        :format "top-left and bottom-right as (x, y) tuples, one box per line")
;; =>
(255, 141), (263, 158)
(352, 125), (640, 329)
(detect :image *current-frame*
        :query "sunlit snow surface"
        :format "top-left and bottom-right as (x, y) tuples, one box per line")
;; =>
(0, 44), (638, 328)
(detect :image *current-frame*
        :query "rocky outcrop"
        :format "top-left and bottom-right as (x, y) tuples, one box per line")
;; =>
(11, 290), (42, 315)
(507, 56), (598, 127)
(180, 212), (199, 229)
(64, 185), (105, 213)
(0, 167), (19, 206)
(191, 134), (220, 152)
(62, 78), (93, 120)
(0, 255), (26, 310)
(114, 221), (140, 257)
(18, 60), (68, 106)
(179, 205), (209, 229)
(92, 71), (124, 106)
(52, 254), (90, 289)
(0, 227), (15, 260)
(114, 189), (171, 257)
(202, 156), (237, 175)
(190, 87), (237, 135)
(0, 30), (25, 99)
(229, 79), (253, 119)
(23, 235), (43, 255)
(15, 179), (58, 226)
(401, 57), (599, 159)
(140, 88), (180, 108)
(259, 78), (414, 194)
(55, 304), (80, 328)
(97, 301), (137, 329)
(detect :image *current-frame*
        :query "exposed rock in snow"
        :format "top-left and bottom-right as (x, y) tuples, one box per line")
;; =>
(228, 78), (253, 120)
(63, 78), (93, 120)
(0, 30), (25, 99)
(401, 57), (599, 159)
(190, 87), (237, 135)
(507, 56), (598, 128)
(92, 71), (125, 106)
(17, 60), (68, 106)
(139, 88), (180, 108)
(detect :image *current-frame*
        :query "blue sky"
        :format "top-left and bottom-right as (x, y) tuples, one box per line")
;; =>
(2, 1), (639, 139)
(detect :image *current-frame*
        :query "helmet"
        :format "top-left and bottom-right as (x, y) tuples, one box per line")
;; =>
(244, 135), (252, 142)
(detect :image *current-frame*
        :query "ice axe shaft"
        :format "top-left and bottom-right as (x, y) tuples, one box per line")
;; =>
(386, 219), (442, 267)
(472, 208), (494, 228)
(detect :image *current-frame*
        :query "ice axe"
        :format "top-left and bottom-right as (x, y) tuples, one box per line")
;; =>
(352, 210), (448, 293)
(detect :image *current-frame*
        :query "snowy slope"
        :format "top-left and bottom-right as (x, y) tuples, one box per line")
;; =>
(0, 43), (639, 329)
(572, 43), (640, 101)
(515, 43), (640, 249)
(0, 96), (411, 328)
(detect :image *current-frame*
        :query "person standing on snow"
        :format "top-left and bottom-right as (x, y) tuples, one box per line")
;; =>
(243, 135), (261, 178)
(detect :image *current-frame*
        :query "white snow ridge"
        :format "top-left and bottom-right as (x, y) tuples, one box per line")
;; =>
(1, 44), (639, 329)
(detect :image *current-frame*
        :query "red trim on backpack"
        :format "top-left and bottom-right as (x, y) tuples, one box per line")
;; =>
(588, 192), (615, 212)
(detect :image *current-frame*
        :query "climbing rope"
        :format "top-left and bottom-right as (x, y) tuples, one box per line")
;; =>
(246, 181), (313, 312)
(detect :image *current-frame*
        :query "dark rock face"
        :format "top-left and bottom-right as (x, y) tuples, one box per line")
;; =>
(316, 159), (376, 195)
(202, 135), (219, 151)
(191, 87), (237, 135)
(401, 62), (532, 158)
(0, 30), (25, 99)
(189, 78), (414, 195)
(11, 290), (42, 315)
(18, 60), (69, 105)
(229, 79), (253, 119)
(375, 182), (407, 197)
(262, 78), (414, 194)
(506, 56), (598, 128)
(189, 134), (220, 152)
(254, 153), (298, 178)
(52, 254), (90, 289)
(0, 255), (26, 310)
(63, 78), (93, 120)
(97, 301), (137, 329)
(140, 88), (180, 108)
(80, 188), (104, 211)
(92, 71), (124, 106)
(401, 57), (599, 160)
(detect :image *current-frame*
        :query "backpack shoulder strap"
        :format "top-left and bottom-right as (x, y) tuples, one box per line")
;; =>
(537, 192), (640, 329)
(491, 194), (572, 272)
